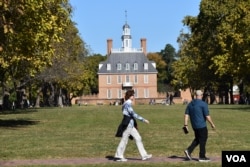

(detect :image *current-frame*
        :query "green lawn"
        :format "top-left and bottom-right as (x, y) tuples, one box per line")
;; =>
(0, 104), (250, 167)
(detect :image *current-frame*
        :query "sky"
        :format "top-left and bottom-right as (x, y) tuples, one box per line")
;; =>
(69, 0), (201, 55)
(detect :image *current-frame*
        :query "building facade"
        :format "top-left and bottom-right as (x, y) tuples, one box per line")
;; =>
(97, 22), (158, 103)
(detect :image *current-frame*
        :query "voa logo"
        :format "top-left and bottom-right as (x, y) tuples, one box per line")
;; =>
(222, 151), (249, 167)
(226, 155), (246, 163)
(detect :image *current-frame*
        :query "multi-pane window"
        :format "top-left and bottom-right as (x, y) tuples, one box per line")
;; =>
(144, 75), (148, 83)
(125, 63), (130, 70)
(118, 89), (122, 99)
(144, 88), (149, 98)
(117, 63), (121, 70)
(134, 75), (138, 84)
(107, 75), (111, 84)
(107, 89), (112, 99)
(117, 75), (122, 84)
(134, 63), (138, 70)
(107, 63), (111, 71)
(134, 89), (138, 98)
(144, 63), (148, 70)
(125, 75), (130, 82)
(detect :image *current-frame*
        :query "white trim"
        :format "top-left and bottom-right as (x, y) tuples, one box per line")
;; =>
(144, 75), (148, 84)
(117, 75), (122, 84)
(107, 75), (111, 84)
(107, 89), (112, 99)
(144, 88), (149, 98)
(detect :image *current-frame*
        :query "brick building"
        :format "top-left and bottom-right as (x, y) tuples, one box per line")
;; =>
(97, 21), (158, 104)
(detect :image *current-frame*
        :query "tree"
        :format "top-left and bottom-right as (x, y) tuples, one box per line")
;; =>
(200, 0), (250, 80)
(160, 44), (177, 82)
(0, 0), (72, 76)
(173, 0), (250, 102)
(82, 54), (106, 94)
(33, 21), (87, 107)
(147, 52), (167, 92)
(0, 0), (72, 109)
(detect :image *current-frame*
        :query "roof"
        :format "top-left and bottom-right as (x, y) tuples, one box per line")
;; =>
(123, 23), (130, 29)
(98, 52), (158, 74)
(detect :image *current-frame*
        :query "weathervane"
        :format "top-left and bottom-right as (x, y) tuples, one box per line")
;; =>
(125, 10), (127, 23)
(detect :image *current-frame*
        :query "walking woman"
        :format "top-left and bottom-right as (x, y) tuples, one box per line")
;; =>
(114, 89), (152, 162)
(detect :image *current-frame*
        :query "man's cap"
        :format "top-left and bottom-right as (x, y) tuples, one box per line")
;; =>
(195, 90), (203, 96)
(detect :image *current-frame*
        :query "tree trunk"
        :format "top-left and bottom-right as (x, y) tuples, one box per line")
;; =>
(35, 87), (42, 108)
(58, 88), (63, 107)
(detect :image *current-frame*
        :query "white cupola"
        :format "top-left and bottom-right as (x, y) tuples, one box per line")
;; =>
(121, 11), (132, 51)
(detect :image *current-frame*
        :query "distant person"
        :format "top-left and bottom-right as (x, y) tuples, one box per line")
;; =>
(183, 90), (215, 162)
(12, 101), (15, 110)
(114, 89), (152, 162)
(169, 93), (175, 105)
(166, 93), (170, 105)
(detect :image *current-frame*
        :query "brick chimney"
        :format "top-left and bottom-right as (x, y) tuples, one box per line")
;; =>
(140, 38), (147, 56)
(107, 39), (113, 56)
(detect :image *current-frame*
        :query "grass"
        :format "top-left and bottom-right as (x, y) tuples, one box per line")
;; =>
(0, 104), (250, 167)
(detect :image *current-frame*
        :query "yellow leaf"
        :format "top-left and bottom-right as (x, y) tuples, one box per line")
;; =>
(4, 25), (8, 33)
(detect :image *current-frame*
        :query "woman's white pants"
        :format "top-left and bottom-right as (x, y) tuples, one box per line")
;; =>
(115, 127), (148, 159)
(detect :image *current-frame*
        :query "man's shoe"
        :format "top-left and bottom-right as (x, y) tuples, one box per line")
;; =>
(199, 157), (210, 162)
(184, 150), (192, 160)
(142, 154), (152, 160)
(114, 158), (127, 162)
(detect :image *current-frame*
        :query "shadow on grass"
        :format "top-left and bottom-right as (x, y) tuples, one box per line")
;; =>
(0, 119), (39, 128)
(106, 155), (195, 162)
(106, 155), (115, 160)
(210, 105), (250, 112)
(169, 155), (197, 161)
(0, 108), (38, 115)
(106, 155), (143, 161)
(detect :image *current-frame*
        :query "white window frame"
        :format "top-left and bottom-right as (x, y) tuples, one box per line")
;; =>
(125, 63), (130, 70)
(134, 75), (138, 84)
(134, 63), (138, 70)
(117, 63), (121, 70)
(134, 89), (138, 98)
(144, 75), (148, 84)
(118, 89), (122, 99)
(107, 63), (111, 71)
(107, 75), (111, 84)
(117, 75), (122, 84)
(144, 88), (149, 98)
(144, 63), (148, 70)
(125, 75), (130, 82)
(107, 89), (112, 99)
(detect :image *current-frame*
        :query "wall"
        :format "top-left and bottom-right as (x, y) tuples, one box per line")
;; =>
(72, 89), (191, 105)
(98, 73), (158, 99)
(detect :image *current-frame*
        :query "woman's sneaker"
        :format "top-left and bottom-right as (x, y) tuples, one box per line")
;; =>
(114, 157), (127, 162)
(142, 154), (152, 160)
(199, 157), (210, 162)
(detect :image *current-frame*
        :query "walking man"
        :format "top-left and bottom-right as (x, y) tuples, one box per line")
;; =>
(183, 90), (215, 162)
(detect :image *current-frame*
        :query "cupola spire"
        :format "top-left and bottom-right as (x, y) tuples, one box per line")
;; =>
(125, 10), (127, 24)
(121, 10), (132, 51)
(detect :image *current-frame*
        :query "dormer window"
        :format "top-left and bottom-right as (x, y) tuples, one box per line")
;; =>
(144, 63), (148, 70)
(134, 63), (138, 70)
(107, 63), (111, 71)
(125, 63), (130, 70)
(117, 63), (121, 70)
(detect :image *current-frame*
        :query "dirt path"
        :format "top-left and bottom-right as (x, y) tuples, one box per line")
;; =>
(0, 156), (221, 166)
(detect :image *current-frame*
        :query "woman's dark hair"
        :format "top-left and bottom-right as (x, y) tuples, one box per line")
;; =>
(125, 89), (135, 100)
